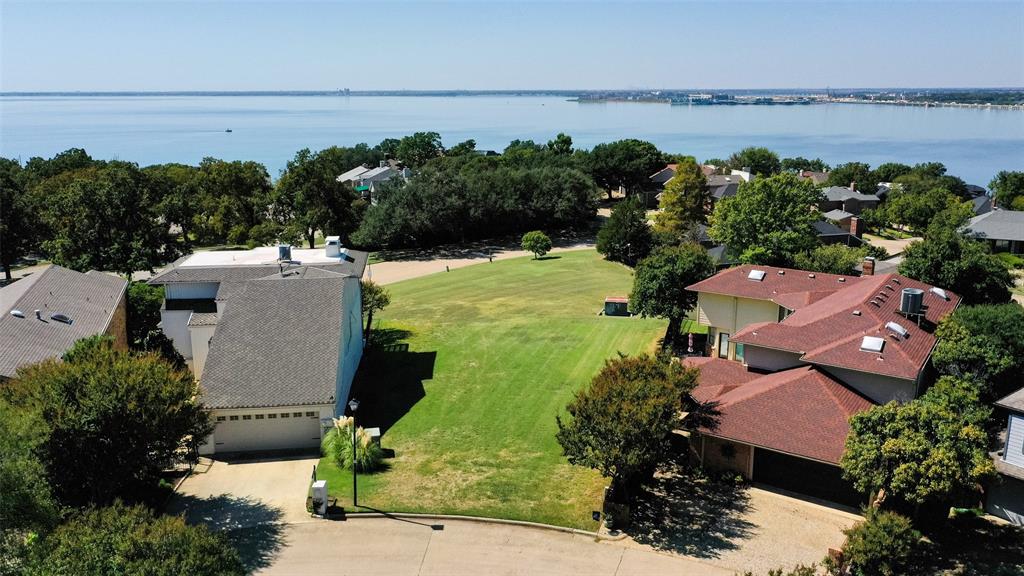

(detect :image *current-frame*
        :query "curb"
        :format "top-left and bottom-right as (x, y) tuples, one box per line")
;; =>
(339, 511), (629, 541)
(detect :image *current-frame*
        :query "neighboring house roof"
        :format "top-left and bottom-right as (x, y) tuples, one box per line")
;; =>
(0, 266), (127, 378)
(706, 174), (742, 200)
(971, 195), (992, 215)
(199, 276), (354, 409)
(149, 248), (368, 285)
(799, 171), (830, 185)
(359, 166), (395, 181)
(823, 186), (880, 203)
(822, 209), (854, 222)
(996, 388), (1024, 414)
(687, 264), (858, 311)
(649, 164), (678, 184)
(732, 272), (960, 381)
(685, 358), (875, 464)
(337, 165), (370, 182)
(966, 210), (1024, 242)
(812, 219), (862, 244)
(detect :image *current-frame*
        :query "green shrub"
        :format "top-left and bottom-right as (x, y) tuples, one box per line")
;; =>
(321, 417), (385, 473)
(828, 508), (922, 576)
(521, 230), (553, 259)
(995, 252), (1024, 270)
(740, 565), (817, 576)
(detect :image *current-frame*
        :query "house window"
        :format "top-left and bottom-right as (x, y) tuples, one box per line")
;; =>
(995, 239), (1010, 253)
(718, 333), (730, 359)
(735, 343), (745, 363)
(268, 413), (277, 419)
(305, 411), (315, 417)
(293, 412), (303, 418)
(229, 415), (239, 421)
(216, 416), (226, 422)
(281, 413), (290, 418)
(242, 415), (252, 420)
(255, 414), (264, 420)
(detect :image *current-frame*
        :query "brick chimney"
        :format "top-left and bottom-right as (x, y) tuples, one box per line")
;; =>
(862, 256), (875, 276)
(850, 216), (862, 238)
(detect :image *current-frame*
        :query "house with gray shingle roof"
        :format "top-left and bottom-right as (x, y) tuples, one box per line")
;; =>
(149, 243), (368, 455)
(0, 265), (128, 379)
(965, 210), (1024, 254)
(820, 185), (880, 215)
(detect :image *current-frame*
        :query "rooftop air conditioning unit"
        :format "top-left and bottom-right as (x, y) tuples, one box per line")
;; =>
(325, 236), (342, 258)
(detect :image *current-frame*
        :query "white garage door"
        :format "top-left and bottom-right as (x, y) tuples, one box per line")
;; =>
(213, 409), (323, 453)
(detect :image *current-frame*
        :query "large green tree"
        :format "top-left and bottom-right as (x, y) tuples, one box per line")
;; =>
(396, 131), (443, 168)
(143, 163), (203, 249)
(708, 172), (822, 266)
(726, 146), (781, 177)
(556, 354), (697, 497)
(596, 196), (652, 266)
(586, 139), (665, 199)
(0, 158), (35, 281)
(899, 225), (1012, 305)
(653, 158), (709, 240)
(25, 503), (244, 576)
(192, 158), (273, 246)
(780, 156), (829, 173)
(0, 403), (59, 576)
(38, 161), (178, 276)
(630, 244), (716, 346)
(793, 244), (870, 276)
(840, 376), (995, 511)
(932, 303), (1024, 400)
(3, 336), (212, 508)
(274, 146), (372, 247)
(826, 162), (876, 193)
(360, 279), (391, 336)
(989, 170), (1024, 210)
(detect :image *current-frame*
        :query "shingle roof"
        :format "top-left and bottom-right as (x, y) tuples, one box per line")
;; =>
(686, 359), (875, 463)
(337, 165), (370, 182)
(732, 273), (960, 380)
(966, 210), (1024, 242)
(706, 174), (742, 200)
(823, 186), (880, 203)
(996, 388), (1024, 414)
(687, 264), (858, 311)
(0, 266), (127, 378)
(187, 312), (219, 327)
(199, 276), (353, 409)
(822, 209), (854, 221)
(149, 256), (366, 286)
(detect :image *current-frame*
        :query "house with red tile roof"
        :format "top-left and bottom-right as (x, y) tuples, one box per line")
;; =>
(682, 260), (960, 504)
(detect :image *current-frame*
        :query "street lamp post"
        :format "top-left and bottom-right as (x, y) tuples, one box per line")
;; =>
(348, 398), (360, 508)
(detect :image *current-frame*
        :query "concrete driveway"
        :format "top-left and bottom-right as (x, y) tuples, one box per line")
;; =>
(168, 455), (318, 526)
(262, 518), (733, 576)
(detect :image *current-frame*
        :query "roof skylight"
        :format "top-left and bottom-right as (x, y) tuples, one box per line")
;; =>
(860, 336), (885, 353)
(748, 269), (767, 282)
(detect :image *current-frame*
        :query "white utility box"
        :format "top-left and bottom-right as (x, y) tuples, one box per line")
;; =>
(311, 480), (328, 515)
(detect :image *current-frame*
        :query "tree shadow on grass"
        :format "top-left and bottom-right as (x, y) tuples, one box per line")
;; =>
(627, 458), (755, 559)
(535, 255), (562, 261)
(170, 494), (286, 573)
(918, 516), (1024, 575)
(349, 328), (435, 435)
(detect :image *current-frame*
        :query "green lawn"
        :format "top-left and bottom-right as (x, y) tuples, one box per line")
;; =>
(315, 250), (667, 529)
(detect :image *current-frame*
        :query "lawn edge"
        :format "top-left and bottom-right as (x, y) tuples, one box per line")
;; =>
(336, 511), (628, 541)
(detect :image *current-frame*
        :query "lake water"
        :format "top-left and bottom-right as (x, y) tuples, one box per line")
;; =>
(1, 95), (1021, 185)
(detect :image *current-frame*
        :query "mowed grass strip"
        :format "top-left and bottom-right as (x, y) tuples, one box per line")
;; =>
(317, 250), (667, 529)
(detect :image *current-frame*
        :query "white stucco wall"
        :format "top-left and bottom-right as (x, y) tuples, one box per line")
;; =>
(743, 344), (805, 372)
(160, 309), (193, 359)
(189, 323), (216, 381)
(696, 293), (781, 360)
(334, 279), (365, 416)
(819, 365), (917, 404)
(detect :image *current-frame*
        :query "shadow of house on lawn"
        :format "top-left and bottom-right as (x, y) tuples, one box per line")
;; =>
(627, 458), (755, 559)
(170, 494), (286, 573)
(350, 328), (436, 435)
(919, 515), (1024, 576)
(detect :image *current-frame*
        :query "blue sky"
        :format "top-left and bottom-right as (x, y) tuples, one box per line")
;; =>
(2, 1), (1022, 91)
